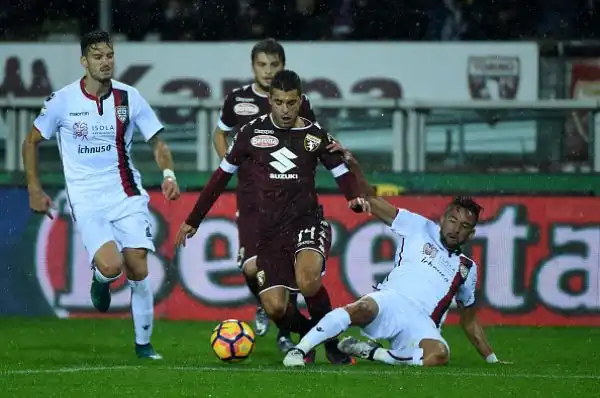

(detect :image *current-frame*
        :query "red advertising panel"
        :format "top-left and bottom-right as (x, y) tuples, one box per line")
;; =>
(33, 192), (600, 325)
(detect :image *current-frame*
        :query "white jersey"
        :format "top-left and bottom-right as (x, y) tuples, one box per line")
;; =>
(376, 209), (478, 327)
(33, 78), (163, 208)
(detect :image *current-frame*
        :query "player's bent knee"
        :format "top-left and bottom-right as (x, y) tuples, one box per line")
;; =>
(344, 297), (378, 326)
(123, 248), (149, 280)
(420, 339), (449, 367)
(259, 288), (287, 320)
(242, 258), (258, 278)
(94, 242), (124, 277)
(295, 250), (323, 296)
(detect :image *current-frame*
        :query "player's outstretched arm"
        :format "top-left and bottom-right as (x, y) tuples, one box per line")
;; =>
(213, 127), (230, 159)
(22, 127), (54, 219)
(148, 133), (180, 201)
(458, 303), (510, 364)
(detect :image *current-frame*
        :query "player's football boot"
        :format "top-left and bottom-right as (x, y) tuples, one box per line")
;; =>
(337, 336), (381, 360)
(90, 277), (111, 313)
(283, 348), (306, 367)
(277, 335), (295, 353)
(254, 305), (270, 336)
(135, 343), (163, 360)
(303, 349), (316, 364)
(325, 341), (356, 365)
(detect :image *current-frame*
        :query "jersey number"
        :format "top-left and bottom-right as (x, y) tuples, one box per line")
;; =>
(297, 226), (316, 243)
(270, 147), (298, 173)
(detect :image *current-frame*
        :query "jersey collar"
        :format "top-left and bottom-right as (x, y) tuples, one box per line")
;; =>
(80, 77), (112, 102)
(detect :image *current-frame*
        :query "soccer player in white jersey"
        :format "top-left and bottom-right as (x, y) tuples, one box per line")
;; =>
(283, 148), (509, 367)
(22, 31), (180, 360)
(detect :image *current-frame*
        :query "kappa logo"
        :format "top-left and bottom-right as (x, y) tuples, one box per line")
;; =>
(304, 133), (321, 152)
(235, 97), (255, 102)
(115, 105), (128, 123)
(253, 129), (274, 135)
(234, 102), (260, 116)
(251, 135), (279, 148)
(256, 270), (266, 287)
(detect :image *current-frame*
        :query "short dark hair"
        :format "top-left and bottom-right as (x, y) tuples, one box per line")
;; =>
(80, 30), (112, 55)
(269, 70), (302, 95)
(251, 38), (286, 65)
(448, 196), (483, 223)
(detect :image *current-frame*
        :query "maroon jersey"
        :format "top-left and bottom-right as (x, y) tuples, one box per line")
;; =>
(222, 114), (357, 236)
(217, 84), (316, 216)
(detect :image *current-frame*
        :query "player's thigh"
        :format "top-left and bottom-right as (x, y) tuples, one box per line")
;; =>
(343, 295), (380, 326)
(294, 218), (332, 289)
(122, 248), (149, 280)
(258, 285), (289, 320)
(360, 290), (407, 342)
(391, 312), (449, 362)
(237, 212), (258, 276)
(110, 198), (155, 255)
(75, 211), (122, 272)
(256, 239), (296, 317)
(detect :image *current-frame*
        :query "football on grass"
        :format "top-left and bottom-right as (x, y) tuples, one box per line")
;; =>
(210, 319), (255, 362)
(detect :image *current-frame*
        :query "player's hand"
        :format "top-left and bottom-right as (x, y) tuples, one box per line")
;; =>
(348, 197), (371, 214)
(326, 142), (355, 163)
(162, 177), (180, 200)
(28, 188), (55, 219)
(175, 223), (197, 248)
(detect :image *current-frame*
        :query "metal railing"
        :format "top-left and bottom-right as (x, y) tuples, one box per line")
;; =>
(1, 97), (599, 172)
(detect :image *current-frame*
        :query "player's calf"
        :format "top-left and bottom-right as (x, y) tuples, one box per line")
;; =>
(90, 241), (124, 313)
(260, 287), (313, 337)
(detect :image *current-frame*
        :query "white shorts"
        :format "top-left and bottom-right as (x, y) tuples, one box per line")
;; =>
(72, 195), (155, 264)
(360, 289), (449, 356)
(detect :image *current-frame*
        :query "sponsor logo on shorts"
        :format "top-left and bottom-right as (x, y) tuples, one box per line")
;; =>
(237, 247), (245, 268)
(256, 270), (266, 287)
(251, 135), (279, 148)
(234, 102), (260, 116)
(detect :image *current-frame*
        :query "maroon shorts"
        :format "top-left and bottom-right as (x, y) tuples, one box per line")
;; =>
(236, 211), (259, 269)
(255, 215), (332, 293)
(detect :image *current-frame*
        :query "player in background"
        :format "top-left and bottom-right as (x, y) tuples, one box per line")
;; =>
(177, 70), (368, 364)
(212, 39), (316, 351)
(22, 31), (179, 359)
(283, 149), (508, 367)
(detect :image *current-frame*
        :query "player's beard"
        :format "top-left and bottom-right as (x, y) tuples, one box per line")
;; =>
(92, 69), (113, 84)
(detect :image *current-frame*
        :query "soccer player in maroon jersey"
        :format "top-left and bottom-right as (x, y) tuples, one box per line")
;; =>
(212, 39), (317, 351)
(177, 70), (369, 364)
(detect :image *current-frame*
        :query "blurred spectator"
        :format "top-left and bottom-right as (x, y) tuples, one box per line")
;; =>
(3, 0), (600, 41)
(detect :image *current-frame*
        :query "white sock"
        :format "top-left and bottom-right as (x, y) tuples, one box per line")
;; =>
(373, 347), (424, 366)
(296, 308), (351, 354)
(128, 277), (154, 345)
(93, 268), (121, 283)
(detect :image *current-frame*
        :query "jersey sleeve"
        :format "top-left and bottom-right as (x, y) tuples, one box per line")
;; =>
(33, 92), (62, 139)
(318, 131), (350, 178)
(221, 125), (250, 173)
(456, 260), (478, 307)
(217, 93), (237, 132)
(131, 88), (164, 141)
(389, 209), (429, 236)
(300, 94), (317, 123)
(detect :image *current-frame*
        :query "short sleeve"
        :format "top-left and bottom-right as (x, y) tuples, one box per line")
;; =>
(217, 93), (237, 132)
(389, 209), (429, 236)
(300, 94), (317, 123)
(33, 92), (62, 140)
(456, 261), (478, 307)
(131, 88), (163, 141)
(222, 126), (250, 169)
(318, 131), (348, 177)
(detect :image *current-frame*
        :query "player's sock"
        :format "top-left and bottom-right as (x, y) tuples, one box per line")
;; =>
(243, 272), (262, 304)
(128, 277), (154, 345)
(296, 308), (351, 354)
(372, 347), (424, 366)
(93, 268), (121, 283)
(277, 293), (298, 339)
(305, 285), (332, 322)
(274, 302), (314, 337)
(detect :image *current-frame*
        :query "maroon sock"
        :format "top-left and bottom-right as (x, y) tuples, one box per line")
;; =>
(305, 285), (333, 322)
(243, 273), (261, 305)
(273, 302), (315, 337)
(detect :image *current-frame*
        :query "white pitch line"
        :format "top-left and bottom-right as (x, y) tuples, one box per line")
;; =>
(1, 365), (598, 380)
